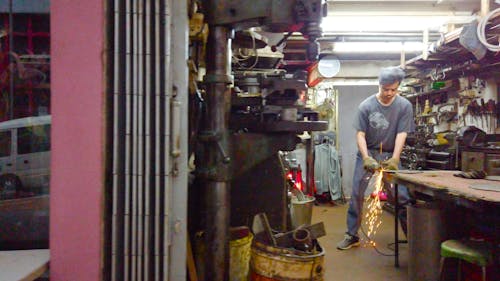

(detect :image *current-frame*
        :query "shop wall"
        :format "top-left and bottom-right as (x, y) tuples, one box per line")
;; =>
(51, 1), (105, 280)
(337, 85), (378, 198)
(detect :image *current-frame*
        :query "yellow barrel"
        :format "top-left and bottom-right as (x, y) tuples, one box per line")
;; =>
(194, 227), (254, 281)
(250, 240), (325, 281)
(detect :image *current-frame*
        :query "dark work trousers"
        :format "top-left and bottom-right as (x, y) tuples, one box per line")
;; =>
(346, 150), (412, 238)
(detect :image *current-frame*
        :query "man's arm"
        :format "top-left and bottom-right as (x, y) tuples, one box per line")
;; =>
(392, 132), (407, 159)
(356, 131), (369, 159)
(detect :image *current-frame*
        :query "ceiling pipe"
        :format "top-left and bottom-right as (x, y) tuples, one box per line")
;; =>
(422, 28), (429, 60)
(481, 0), (490, 17)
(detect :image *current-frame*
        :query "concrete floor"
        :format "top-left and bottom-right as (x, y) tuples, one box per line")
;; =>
(312, 201), (409, 281)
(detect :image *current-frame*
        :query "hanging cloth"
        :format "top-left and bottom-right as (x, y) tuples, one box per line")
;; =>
(314, 142), (342, 201)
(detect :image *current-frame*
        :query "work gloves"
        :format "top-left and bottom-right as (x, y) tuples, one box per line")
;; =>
(363, 156), (380, 172)
(382, 157), (399, 171)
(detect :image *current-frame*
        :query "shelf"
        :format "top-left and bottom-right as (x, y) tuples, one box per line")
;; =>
(403, 22), (500, 80)
(416, 112), (438, 118)
(403, 84), (457, 100)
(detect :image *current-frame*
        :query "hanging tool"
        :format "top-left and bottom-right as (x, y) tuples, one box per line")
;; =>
(480, 98), (487, 132)
(486, 99), (496, 134)
(468, 99), (481, 127)
(461, 98), (471, 126)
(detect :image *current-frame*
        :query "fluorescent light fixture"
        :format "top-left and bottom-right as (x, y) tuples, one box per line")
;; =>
(332, 41), (424, 53)
(321, 15), (475, 32)
(320, 79), (379, 86)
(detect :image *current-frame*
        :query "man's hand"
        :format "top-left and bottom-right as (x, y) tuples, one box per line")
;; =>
(363, 156), (380, 171)
(382, 157), (399, 171)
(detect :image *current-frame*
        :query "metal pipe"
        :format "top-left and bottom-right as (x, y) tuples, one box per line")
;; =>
(481, 0), (490, 17)
(8, 0), (13, 119)
(394, 183), (399, 268)
(306, 136), (314, 195)
(202, 25), (232, 281)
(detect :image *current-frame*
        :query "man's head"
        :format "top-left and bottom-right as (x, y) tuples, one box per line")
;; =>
(377, 67), (405, 105)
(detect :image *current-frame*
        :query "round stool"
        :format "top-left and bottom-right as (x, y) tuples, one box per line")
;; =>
(439, 239), (493, 281)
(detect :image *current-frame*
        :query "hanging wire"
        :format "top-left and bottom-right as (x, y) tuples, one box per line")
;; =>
(477, 8), (500, 52)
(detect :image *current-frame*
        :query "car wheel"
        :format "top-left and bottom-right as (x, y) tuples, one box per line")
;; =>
(0, 174), (21, 200)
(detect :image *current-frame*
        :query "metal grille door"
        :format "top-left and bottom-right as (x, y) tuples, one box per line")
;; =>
(107, 0), (187, 280)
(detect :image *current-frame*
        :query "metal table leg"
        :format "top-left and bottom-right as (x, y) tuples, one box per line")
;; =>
(395, 183), (399, 268)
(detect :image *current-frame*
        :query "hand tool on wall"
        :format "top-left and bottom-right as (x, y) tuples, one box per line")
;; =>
(461, 99), (470, 126)
(480, 98), (486, 131)
(468, 99), (480, 127)
(497, 99), (500, 127)
(486, 99), (496, 134)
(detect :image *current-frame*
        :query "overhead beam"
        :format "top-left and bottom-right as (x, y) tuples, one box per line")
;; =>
(326, 1), (480, 15)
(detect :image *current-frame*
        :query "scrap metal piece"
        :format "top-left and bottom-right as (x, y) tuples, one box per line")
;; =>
(274, 222), (326, 247)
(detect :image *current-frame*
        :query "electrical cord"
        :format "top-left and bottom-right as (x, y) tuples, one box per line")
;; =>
(360, 222), (396, 257)
(232, 31), (259, 69)
(477, 8), (500, 52)
(359, 196), (409, 257)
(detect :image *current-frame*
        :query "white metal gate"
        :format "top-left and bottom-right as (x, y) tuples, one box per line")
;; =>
(107, 0), (187, 280)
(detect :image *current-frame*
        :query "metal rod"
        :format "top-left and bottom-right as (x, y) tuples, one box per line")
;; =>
(124, 0), (133, 279)
(203, 25), (231, 281)
(8, 0), (13, 119)
(137, 0), (145, 278)
(143, 0), (153, 279)
(154, 0), (163, 279)
(306, 136), (314, 195)
(395, 183), (399, 268)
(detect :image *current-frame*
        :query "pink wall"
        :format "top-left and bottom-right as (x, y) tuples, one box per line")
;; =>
(51, 1), (105, 280)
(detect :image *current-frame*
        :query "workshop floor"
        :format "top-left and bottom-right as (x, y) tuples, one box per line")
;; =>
(313, 201), (408, 281)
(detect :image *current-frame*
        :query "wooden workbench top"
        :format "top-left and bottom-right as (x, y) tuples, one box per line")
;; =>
(0, 249), (49, 281)
(392, 170), (500, 203)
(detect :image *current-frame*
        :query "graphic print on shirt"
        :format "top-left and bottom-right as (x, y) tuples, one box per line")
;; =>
(368, 112), (389, 130)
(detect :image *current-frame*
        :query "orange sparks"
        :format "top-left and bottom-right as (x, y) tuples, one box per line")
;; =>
(364, 169), (385, 246)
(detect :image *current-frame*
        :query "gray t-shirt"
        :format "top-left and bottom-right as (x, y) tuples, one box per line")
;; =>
(353, 94), (414, 152)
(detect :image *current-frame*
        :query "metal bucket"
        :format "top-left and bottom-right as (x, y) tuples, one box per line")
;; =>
(250, 240), (325, 281)
(408, 202), (447, 281)
(290, 196), (315, 229)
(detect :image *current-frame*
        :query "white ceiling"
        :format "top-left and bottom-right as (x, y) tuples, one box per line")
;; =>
(319, 0), (498, 55)
(323, 0), (489, 34)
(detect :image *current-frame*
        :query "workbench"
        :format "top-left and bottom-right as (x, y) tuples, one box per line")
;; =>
(393, 170), (500, 208)
(390, 170), (499, 276)
(0, 249), (49, 281)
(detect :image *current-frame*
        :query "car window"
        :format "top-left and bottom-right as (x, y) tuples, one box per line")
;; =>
(17, 124), (51, 154)
(0, 130), (11, 157)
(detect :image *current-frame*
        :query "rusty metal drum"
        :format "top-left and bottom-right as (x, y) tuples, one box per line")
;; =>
(250, 240), (325, 281)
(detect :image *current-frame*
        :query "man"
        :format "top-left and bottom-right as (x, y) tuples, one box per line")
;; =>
(337, 66), (414, 250)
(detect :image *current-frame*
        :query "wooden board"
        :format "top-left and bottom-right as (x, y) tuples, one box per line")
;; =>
(0, 249), (49, 281)
(394, 170), (500, 203)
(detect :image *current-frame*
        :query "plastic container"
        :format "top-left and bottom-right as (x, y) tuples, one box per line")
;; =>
(230, 227), (254, 281)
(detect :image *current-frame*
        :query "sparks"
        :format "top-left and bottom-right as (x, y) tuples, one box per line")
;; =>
(364, 168), (385, 246)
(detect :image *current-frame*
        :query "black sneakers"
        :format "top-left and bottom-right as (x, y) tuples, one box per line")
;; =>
(337, 234), (360, 250)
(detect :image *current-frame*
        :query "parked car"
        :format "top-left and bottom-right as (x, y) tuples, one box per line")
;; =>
(0, 115), (50, 199)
